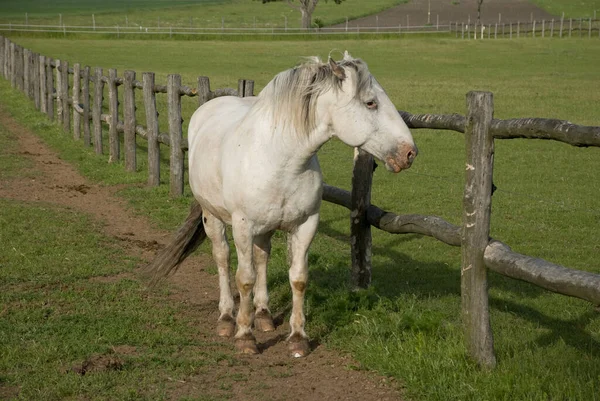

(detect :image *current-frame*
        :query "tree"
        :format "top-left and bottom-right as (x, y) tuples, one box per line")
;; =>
(258, 0), (345, 29)
(476, 0), (484, 25)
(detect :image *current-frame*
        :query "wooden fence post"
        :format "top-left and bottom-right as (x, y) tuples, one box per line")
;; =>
(569, 18), (572, 37)
(168, 74), (184, 196)
(107, 68), (120, 163)
(55, 59), (63, 125)
(82, 66), (91, 146)
(23, 49), (31, 98)
(93, 67), (104, 154)
(237, 78), (245, 97)
(56, 60), (70, 131)
(3, 38), (9, 79)
(39, 55), (47, 114)
(60, 60), (70, 133)
(350, 148), (374, 289)
(143, 72), (160, 186)
(45, 58), (54, 120)
(0, 37), (4, 80)
(461, 91), (496, 369)
(32, 53), (40, 110)
(123, 70), (136, 172)
(560, 15), (564, 37)
(14, 45), (24, 90)
(244, 80), (254, 97)
(197, 76), (211, 106)
(72, 63), (81, 140)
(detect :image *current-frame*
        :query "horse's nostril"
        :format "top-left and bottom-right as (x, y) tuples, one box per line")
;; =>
(407, 147), (417, 163)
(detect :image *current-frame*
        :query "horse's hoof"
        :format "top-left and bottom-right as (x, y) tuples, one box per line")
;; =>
(288, 333), (310, 358)
(235, 335), (259, 355)
(254, 310), (275, 332)
(216, 315), (235, 338)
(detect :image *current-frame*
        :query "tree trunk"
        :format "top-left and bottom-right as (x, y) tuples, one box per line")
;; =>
(301, 9), (312, 29)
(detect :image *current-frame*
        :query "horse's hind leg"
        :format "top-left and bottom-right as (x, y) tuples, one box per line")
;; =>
(231, 214), (259, 354)
(203, 210), (235, 338)
(253, 233), (275, 332)
(287, 213), (319, 358)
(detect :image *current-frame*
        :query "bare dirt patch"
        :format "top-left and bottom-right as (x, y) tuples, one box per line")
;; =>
(0, 106), (406, 400)
(335, 0), (555, 28)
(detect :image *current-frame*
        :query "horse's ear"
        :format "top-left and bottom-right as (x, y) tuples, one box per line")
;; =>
(329, 58), (346, 80)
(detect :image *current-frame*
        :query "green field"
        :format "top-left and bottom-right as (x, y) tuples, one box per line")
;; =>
(531, 0), (600, 18)
(0, 0), (408, 29)
(1, 34), (599, 400)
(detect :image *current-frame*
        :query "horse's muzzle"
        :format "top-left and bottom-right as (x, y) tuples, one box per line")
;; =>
(384, 143), (418, 173)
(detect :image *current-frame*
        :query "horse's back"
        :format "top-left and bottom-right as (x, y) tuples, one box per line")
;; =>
(188, 96), (256, 223)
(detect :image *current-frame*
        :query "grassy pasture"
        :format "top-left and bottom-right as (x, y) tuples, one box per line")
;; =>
(2, 36), (600, 401)
(531, 0), (600, 18)
(0, 0), (408, 29)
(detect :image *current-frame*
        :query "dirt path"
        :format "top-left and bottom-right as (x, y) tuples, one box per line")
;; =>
(0, 106), (405, 400)
(334, 0), (555, 28)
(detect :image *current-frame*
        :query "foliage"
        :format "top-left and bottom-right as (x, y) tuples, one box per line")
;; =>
(1, 37), (599, 401)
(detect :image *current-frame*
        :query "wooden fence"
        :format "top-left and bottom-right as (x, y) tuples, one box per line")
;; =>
(1, 35), (599, 369)
(0, 36), (254, 197)
(453, 18), (600, 39)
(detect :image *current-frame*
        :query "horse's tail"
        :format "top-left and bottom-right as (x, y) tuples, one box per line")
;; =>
(145, 199), (206, 284)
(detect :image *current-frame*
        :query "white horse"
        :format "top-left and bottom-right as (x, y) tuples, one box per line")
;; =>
(147, 52), (417, 357)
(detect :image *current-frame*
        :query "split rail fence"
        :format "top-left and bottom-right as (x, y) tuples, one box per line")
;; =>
(1, 35), (599, 369)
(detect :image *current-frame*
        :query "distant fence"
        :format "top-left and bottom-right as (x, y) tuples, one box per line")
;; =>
(454, 17), (600, 39)
(1, 17), (600, 38)
(1, 35), (599, 369)
(0, 22), (452, 37)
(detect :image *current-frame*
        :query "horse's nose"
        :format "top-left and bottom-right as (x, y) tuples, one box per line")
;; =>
(385, 142), (418, 173)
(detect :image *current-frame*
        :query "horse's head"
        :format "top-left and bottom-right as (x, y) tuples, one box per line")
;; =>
(325, 52), (417, 173)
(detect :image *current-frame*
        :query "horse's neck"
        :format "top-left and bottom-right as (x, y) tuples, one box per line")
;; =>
(243, 100), (329, 172)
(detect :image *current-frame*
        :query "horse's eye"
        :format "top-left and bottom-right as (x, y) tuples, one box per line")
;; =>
(365, 100), (378, 110)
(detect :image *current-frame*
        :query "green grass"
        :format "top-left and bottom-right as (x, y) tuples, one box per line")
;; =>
(0, 0), (408, 29)
(1, 36), (599, 401)
(531, 0), (600, 18)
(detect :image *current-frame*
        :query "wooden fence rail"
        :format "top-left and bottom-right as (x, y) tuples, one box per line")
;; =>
(1, 35), (598, 370)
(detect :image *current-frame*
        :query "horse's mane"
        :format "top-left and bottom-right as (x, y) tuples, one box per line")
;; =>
(254, 54), (373, 138)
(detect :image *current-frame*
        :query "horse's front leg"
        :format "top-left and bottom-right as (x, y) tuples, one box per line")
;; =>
(287, 213), (319, 358)
(231, 214), (259, 354)
(253, 233), (276, 332)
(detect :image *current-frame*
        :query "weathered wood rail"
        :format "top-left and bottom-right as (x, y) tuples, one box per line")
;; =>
(1, 35), (598, 370)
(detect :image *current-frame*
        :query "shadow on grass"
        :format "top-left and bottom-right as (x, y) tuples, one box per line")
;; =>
(287, 214), (599, 356)
(490, 297), (600, 354)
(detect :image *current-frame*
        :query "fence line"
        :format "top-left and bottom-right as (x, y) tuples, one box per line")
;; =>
(453, 18), (600, 39)
(0, 22), (453, 37)
(1, 35), (598, 370)
(2, 18), (599, 39)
